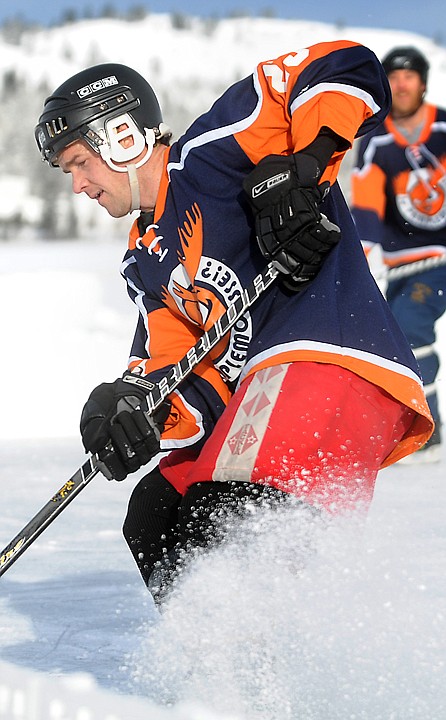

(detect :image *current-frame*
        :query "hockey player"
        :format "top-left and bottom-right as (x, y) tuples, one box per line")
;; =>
(35, 41), (433, 602)
(351, 46), (446, 463)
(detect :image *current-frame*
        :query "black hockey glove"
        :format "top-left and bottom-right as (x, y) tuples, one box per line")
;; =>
(243, 153), (341, 291)
(80, 374), (171, 482)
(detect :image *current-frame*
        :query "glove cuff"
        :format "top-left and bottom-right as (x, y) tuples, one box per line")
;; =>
(292, 152), (323, 188)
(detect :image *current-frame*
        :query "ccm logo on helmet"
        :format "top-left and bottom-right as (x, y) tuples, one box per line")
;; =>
(77, 75), (119, 98)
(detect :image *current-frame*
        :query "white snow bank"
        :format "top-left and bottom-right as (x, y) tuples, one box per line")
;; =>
(0, 240), (135, 439)
(0, 660), (235, 720)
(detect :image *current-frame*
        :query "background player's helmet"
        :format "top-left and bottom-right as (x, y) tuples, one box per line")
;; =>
(381, 46), (429, 85)
(35, 63), (170, 169)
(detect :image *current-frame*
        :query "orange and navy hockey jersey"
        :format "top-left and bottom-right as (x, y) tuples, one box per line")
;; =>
(121, 40), (433, 467)
(351, 103), (446, 267)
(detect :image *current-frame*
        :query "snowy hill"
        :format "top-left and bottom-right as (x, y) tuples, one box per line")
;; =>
(3, 14), (446, 101)
(1, 14), (446, 238)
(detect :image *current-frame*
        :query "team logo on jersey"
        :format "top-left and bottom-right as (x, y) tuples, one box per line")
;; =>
(131, 219), (168, 262)
(395, 145), (446, 229)
(161, 203), (253, 382)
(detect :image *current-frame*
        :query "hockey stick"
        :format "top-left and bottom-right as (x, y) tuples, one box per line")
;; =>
(0, 263), (279, 578)
(383, 254), (446, 282)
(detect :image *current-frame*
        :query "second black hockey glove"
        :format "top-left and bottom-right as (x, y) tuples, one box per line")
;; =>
(80, 374), (170, 482)
(243, 153), (340, 291)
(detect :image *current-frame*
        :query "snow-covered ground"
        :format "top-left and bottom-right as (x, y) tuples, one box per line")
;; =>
(1, 239), (446, 719)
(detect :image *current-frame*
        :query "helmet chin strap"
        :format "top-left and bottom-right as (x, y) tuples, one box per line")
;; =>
(100, 140), (156, 214)
(127, 163), (141, 212)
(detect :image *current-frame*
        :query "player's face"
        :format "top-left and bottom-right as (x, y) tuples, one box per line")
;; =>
(58, 140), (133, 218)
(388, 69), (426, 119)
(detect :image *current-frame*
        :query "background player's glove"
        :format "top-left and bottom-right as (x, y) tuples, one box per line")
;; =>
(80, 374), (170, 481)
(243, 153), (340, 291)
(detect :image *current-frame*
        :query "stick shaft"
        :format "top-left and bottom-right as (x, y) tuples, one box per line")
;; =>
(387, 255), (446, 281)
(0, 263), (278, 578)
(0, 458), (99, 577)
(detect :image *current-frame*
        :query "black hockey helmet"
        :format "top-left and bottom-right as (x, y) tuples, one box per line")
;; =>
(35, 63), (170, 168)
(381, 46), (429, 84)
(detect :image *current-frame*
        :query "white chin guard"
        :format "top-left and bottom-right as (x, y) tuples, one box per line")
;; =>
(99, 112), (156, 171)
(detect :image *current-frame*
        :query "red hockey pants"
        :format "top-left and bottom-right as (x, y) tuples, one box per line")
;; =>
(161, 362), (414, 513)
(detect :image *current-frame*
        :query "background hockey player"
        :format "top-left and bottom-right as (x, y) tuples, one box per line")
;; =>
(351, 46), (445, 463)
(35, 40), (433, 603)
